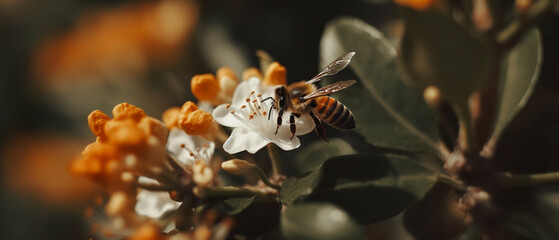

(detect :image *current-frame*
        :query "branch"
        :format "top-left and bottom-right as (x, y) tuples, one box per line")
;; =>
(496, 0), (554, 49)
(502, 171), (559, 188)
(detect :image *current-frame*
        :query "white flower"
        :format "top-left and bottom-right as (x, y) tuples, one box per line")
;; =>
(212, 77), (314, 154)
(135, 177), (180, 218)
(135, 129), (216, 219)
(166, 128), (215, 167)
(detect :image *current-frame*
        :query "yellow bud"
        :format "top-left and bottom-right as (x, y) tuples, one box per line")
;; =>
(88, 110), (111, 140)
(112, 102), (146, 122)
(191, 74), (220, 101)
(193, 160), (214, 187)
(161, 107), (180, 129)
(423, 85), (442, 108)
(221, 159), (255, 175)
(264, 62), (287, 86)
(242, 67), (263, 81)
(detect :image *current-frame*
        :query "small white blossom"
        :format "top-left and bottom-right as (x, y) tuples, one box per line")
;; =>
(212, 77), (314, 154)
(167, 128), (215, 167)
(134, 177), (180, 218)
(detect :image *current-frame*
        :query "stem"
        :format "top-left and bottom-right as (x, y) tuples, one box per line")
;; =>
(496, 0), (553, 49)
(502, 172), (559, 188)
(436, 173), (468, 191)
(454, 101), (477, 153)
(251, 165), (281, 190)
(266, 143), (281, 176)
(136, 182), (177, 192)
(197, 186), (269, 199)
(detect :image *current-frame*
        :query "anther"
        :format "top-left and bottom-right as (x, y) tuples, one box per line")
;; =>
(189, 152), (195, 157)
(250, 91), (255, 95)
(180, 144), (185, 148)
(241, 105), (246, 109)
(230, 110), (235, 114)
(252, 99), (257, 103)
(245, 98), (250, 102)
(257, 93), (262, 97)
(203, 143), (209, 148)
(263, 111), (267, 115)
(249, 115), (254, 120)
(225, 104), (231, 109)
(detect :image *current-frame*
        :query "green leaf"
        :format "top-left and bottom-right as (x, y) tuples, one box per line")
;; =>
(489, 28), (542, 143)
(294, 138), (357, 172)
(320, 17), (440, 154)
(399, 9), (493, 104)
(281, 203), (365, 240)
(280, 169), (322, 206)
(209, 195), (256, 216)
(281, 153), (437, 223)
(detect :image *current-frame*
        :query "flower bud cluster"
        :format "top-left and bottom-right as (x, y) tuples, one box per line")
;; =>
(162, 101), (218, 140)
(71, 103), (169, 187)
(191, 67), (239, 105)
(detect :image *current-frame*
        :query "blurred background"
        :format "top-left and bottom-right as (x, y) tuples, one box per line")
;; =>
(0, 0), (557, 239)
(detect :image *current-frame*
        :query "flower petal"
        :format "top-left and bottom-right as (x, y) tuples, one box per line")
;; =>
(223, 127), (269, 154)
(212, 104), (245, 128)
(135, 189), (180, 218)
(166, 129), (215, 166)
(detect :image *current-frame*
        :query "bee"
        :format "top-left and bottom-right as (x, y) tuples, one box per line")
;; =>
(263, 52), (356, 142)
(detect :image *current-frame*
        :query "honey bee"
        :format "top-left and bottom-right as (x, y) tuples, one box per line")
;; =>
(263, 52), (356, 142)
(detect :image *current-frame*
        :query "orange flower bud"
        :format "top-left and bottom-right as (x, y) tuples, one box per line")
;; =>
(264, 62), (287, 86)
(191, 73), (220, 101)
(130, 223), (163, 240)
(179, 109), (214, 136)
(161, 107), (180, 129)
(394, 0), (438, 10)
(217, 67), (239, 97)
(104, 119), (146, 148)
(180, 101), (198, 115)
(242, 67), (262, 81)
(221, 159), (255, 175)
(88, 110), (111, 139)
(138, 117), (168, 144)
(112, 103), (146, 122)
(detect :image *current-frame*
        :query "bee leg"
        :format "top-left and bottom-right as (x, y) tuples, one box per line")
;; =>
(310, 112), (328, 142)
(289, 113), (300, 140)
(275, 108), (284, 135)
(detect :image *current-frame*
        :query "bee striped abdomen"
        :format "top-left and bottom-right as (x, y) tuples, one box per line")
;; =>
(314, 96), (355, 129)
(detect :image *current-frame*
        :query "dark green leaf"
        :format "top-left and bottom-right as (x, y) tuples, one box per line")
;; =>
(489, 28), (542, 143)
(281, 203), (365, 240)
(294, 138), (357, 172)
(399, 9), (493, 103)
(320, 17), (440, 154)
(281, 153), (437, 223)
(280, 169), (322, 206)
(210, 195), (256, 216)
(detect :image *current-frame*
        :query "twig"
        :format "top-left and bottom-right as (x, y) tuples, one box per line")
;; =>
(267, 143), (281, 176)
(252, 165), (281, 190)
(502, 171), (559, 188)
(496, 0), (553, 49)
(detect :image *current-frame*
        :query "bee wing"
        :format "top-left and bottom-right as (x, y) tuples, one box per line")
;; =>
(303, 80), (357, 100)
(306, 52), (355, 84)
